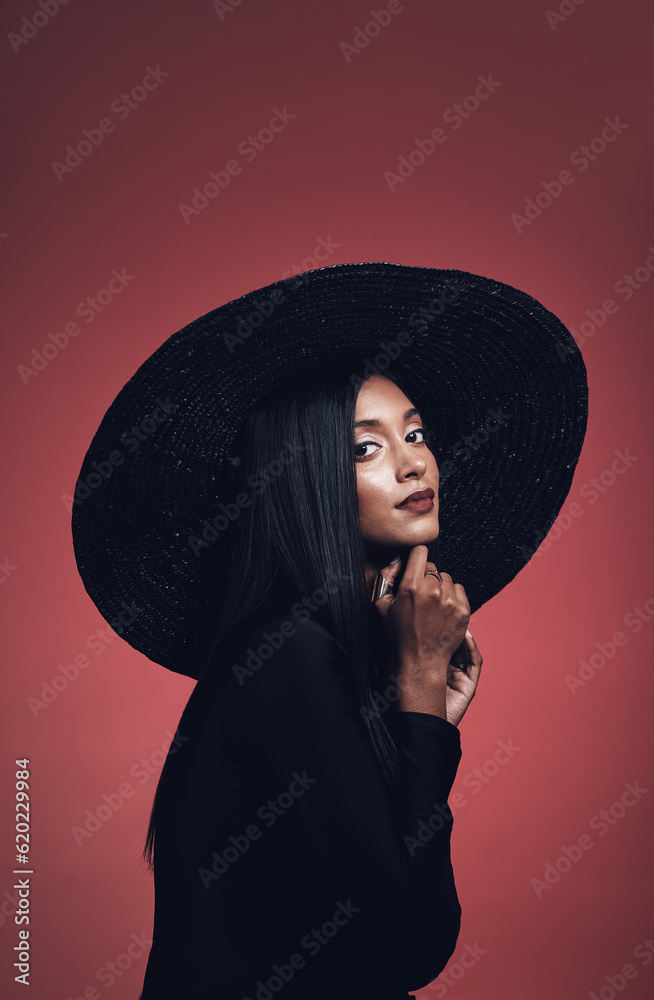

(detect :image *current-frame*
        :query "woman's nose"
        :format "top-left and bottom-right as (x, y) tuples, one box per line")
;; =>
(395, 442), (428, 479)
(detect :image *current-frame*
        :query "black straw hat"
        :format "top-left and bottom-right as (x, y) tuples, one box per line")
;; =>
(71, 261), (588, 677)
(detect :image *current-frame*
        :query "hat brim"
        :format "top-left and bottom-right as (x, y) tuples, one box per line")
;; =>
(71, 262), (588, 677)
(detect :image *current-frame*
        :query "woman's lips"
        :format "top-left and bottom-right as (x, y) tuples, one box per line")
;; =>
(396, 496), (434, 512)
(395, 487), (435, 512)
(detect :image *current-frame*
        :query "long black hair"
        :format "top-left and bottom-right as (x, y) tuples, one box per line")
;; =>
(141, 362), (439, 870)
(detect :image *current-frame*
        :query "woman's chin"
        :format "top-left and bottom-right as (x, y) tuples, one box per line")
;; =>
(401, 520), (440, 548)
(386, 528), (440, 550)
(364, 522), (439, 555)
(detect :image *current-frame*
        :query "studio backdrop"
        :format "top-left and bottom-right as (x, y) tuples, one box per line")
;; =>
(1, 1), (652, 999)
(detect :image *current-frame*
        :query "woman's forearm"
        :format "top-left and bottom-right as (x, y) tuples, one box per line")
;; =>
(394, 654), (450, 720)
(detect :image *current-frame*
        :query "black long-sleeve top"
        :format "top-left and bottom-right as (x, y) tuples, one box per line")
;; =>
(138, 601), (462, 1000)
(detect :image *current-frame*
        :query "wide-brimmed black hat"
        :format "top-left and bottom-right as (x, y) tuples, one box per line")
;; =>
(70, 261), (588, 678)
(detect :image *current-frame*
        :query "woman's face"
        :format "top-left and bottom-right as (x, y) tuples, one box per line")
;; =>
(354, 374), (439, 556)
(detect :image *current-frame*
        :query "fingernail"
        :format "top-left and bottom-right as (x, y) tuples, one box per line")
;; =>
(465, 629), (472, 638)
(390, 555), (401, 565)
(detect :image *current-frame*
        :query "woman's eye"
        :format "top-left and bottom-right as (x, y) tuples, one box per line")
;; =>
(354, 440), (380, 458)
(407, 427), (426, 443)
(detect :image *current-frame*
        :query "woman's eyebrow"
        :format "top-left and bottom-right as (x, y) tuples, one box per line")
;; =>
(354, 406), (420, 428)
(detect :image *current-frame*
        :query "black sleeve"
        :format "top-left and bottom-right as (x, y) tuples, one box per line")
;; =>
(383, 711), (462, 985)
(221, 613), (462, 938)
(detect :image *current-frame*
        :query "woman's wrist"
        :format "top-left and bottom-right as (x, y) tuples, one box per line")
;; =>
(394, 659), (449, 718)
(396, 654), (450, 682)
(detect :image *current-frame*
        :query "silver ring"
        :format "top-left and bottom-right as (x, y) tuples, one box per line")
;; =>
(372, 573), (394, 602)
(425, 569), (443, 582)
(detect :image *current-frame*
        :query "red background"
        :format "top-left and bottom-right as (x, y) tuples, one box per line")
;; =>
(1, 1), (653, 998)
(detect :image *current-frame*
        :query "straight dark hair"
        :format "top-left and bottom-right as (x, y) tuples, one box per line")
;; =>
(141, 362), (439, 871)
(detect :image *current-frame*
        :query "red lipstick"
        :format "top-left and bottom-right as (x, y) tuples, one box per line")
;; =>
(395, 487), (435, 512)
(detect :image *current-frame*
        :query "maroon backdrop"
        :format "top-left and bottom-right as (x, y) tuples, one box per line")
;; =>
(2, 1), (653, 998)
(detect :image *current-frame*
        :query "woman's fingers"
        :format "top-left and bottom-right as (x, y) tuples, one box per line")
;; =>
(400, 543), (429, 590)
(460, 633), (483, 682)
(371, 554), (404, 610)
(449, 633), (482, 672)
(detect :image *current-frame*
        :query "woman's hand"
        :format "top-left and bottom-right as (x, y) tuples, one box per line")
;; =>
(372, 544), (482, 726)
(444, 630), (482, 727)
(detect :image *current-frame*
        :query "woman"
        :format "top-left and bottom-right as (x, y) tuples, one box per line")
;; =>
(138, 364), (480, 1000)
(70, 261), (588, 1000)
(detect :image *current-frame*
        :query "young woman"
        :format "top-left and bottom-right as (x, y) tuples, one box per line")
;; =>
(71, 261), (588, 1000)
(137, 365), (481, 1000)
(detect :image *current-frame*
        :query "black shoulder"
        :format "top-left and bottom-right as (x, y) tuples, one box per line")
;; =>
(242, 609), (346, 653)
(220, 610), (354, 705)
